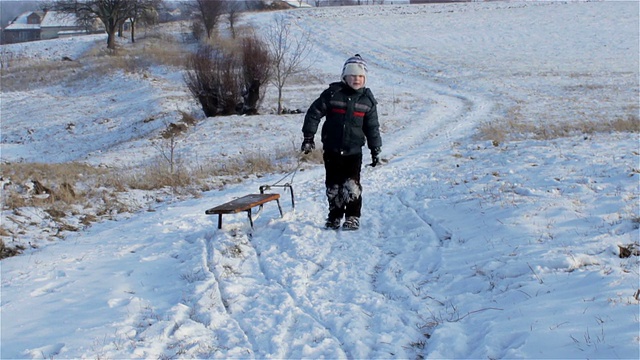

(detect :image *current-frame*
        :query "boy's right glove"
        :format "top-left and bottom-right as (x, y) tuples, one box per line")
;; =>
(370, 147), (381, 167)
(301, 136), (315, 154)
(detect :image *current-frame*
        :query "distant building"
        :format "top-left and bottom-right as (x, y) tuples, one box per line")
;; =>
(3, 10), (102, 45)
(410, 0), (470, 3)
(264, 1), (314, 9)
(3, 11), (42, 44)
(280, 1), (314, 8)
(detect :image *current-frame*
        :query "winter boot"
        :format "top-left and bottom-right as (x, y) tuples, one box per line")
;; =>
(325, 217), (341, 230)
(342, 216), (360, 231)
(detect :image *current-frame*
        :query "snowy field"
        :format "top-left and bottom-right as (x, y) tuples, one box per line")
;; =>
(1, 1), (639, 359)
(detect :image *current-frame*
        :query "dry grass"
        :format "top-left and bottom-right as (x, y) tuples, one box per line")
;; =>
(3, 162), (109, 212)
(122, 158), (193, 190)
(0, 146), (313, 258)
(477, 112), (640, 144)
(0, 59), (85, 91)
(1, 162), (109, 202)
(1, 29), (187, 92)
(95, 36), (187, 74)
(1, 149), (306, 214)
(123, 146), (307, 191)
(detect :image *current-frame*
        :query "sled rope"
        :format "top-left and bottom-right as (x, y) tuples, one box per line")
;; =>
(272, 157), (303, 187)
(258, 157), (303, 209)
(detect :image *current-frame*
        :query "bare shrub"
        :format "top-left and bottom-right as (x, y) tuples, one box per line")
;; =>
(161, 122), (188, 139)
(184, 33), (272, 117)
(218, 51), (244, 115)
(0, 239), (25, 260)
(184, 44), (243, 117)
(184, 45), (219, 117)
(241, 35), (272, 115)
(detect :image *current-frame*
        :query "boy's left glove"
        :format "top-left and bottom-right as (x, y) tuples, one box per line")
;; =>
(370, 147), (381, 167)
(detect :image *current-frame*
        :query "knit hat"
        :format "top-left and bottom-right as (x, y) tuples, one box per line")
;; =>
(341, 54), (367, 82)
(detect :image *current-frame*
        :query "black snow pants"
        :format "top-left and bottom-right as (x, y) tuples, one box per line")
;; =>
(323, 151), (363, 220)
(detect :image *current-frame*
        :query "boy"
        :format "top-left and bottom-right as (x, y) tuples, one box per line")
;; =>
(301, 54), (382, 230)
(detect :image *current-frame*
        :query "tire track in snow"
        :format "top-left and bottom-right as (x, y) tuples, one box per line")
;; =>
(201, 231), (256, 356)
(253, 222), (353, 357)
(122, 229), (256, 358)
(244, 198), (449, 358)
(205, 222), (348, 359)
(252, 224), (347, 344)
(279, 12), (482, 358)
(245, 8), (491, 358)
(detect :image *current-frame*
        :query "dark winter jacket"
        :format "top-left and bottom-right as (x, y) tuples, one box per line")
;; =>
(302, 82), (382, 156)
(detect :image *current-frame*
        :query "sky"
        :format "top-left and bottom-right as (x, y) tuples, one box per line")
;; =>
(1, 1), (639, 359)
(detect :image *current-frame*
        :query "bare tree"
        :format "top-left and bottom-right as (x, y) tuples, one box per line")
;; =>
(226, 0), (241, 39)
(193, 0), (225, 40)
(52, 0), (132, 49)
(265, 14), (313, 114)
(127, 0), (161, 43)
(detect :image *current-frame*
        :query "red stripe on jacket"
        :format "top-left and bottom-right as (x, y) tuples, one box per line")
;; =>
(331, 108), (365, 117)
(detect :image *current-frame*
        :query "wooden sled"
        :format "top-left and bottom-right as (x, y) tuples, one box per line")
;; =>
(205, 184), (294, 229)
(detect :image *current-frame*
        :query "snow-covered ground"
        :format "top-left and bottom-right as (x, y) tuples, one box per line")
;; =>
(1, 1), (639, 359)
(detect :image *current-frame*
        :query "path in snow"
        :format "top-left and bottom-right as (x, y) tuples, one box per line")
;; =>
(135, 5), (494, 353)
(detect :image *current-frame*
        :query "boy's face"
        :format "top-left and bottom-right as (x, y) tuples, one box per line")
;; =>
(345, 75), (365, 90)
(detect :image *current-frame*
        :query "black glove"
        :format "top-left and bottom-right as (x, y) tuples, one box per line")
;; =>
(371, 147), (381, 167)
(301, 136), (315, 154)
